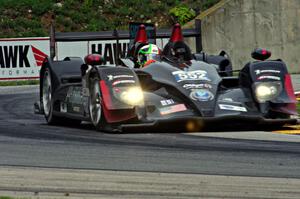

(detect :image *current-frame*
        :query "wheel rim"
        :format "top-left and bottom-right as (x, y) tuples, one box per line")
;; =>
(89, 79), (102, 126)
(42, 70), (52, 117)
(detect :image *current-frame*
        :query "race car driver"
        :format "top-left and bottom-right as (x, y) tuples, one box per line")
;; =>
(137, 44), (161, 67)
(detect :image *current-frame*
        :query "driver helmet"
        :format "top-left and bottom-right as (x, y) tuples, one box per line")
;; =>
(137, 44), (161, 67)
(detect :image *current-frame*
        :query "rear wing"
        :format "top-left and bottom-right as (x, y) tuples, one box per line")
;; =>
(49, 19), (202, 63)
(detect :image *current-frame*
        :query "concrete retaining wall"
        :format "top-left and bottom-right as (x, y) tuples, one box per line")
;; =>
(199, 0), (300, 73)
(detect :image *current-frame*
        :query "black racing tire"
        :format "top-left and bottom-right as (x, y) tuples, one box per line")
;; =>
(41, 67), (61, 125)
(88, 76), (106, 131)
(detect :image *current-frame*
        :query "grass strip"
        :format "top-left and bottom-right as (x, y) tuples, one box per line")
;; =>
(0, 197), (28, 199)
(0, 80), (39, 87)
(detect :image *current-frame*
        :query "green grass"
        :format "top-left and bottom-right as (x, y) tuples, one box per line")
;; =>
(0, 80), (39, 86)
(0, 0), (220, 38)
(297, 102), (300, 115)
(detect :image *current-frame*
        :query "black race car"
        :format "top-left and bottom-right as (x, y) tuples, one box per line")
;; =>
(35, 23), (298, 132)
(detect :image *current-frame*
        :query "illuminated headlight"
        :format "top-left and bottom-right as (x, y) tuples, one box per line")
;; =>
(254, 82), (282, 103)
(119, 87), (144, 106)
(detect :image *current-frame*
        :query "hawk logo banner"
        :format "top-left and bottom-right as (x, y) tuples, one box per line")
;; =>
(0, 38), (49, 80)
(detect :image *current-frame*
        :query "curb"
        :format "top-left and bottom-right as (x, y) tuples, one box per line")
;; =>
(272, 130), (300, 135)
(295, 91), (300, 101)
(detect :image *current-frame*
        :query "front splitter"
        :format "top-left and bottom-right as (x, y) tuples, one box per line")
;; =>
(118, 116), (298, 133)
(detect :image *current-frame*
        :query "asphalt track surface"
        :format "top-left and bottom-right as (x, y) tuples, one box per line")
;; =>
(0, 86), (299, 180)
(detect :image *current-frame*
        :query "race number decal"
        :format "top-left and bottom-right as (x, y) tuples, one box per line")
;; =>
(172, 70), (211, 82)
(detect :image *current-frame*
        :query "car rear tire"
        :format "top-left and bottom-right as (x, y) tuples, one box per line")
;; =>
(42, 67), (60, 125)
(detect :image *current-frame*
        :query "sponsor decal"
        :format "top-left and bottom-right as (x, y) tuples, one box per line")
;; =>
(183, 83), (212, 89)
(190, 89), (214, 101)
(219, 98), (234, 102)
(172, 70), (211, 82)
(160, 99), (175, 106)
(73, 106), (81, 112)
(107, 74), (134, 81)
(255, 69), (280, 75)
(257, 75), (280, 80)
(112, 79), (135, 86)
(159, 104), (187, 115)
(219, 104), (247, 112)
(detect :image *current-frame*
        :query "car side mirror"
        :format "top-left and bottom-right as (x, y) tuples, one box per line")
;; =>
(251, 48), (271, 61)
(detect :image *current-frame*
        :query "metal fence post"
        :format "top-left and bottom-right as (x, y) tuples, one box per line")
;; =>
(195, 19), (202, 53)
(49, 14), (57, 60)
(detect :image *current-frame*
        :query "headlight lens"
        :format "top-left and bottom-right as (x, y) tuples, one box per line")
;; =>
(254, 82), (282, 103)
(118, 87), (144, 106)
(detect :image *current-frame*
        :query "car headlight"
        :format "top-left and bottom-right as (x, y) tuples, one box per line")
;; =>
(254, 82), (282, 103)
(118, 87), (144, 106)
